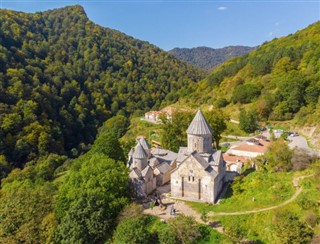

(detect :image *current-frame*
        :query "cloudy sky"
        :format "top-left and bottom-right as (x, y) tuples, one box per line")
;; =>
(1, 0), (319, 50)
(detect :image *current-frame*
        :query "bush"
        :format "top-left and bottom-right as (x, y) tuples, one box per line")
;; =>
(158, 226), (178, 244)
(113, 215), (153, 244)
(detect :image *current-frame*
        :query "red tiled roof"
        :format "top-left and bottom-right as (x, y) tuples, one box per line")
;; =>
(231, 139), (270, 153)
(223, 154), (249, 164)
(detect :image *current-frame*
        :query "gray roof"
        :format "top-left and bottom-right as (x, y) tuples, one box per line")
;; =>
(129, 167), (142, 179)
(138, 137), (150, 150)
(209, 150), (223, 166)
(149, 157), (160, 168)
(151, 148), (178, 163)
(156, 162), (171, 174)
(176, 147), (188, 163)
(191, 151), (210, 169)
(186, 110), (212, 135)
(133, 142), (148, 159)
(128, 148), (134, 157)
(141, 165), (153, 177)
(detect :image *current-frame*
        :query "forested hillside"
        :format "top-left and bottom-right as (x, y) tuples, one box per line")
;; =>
(0, 5), (205, 171)
(189, 21), (320, 126)
(169, 46), (255, 70)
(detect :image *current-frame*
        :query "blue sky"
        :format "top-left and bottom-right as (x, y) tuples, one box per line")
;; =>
(1, 1), (319, 50)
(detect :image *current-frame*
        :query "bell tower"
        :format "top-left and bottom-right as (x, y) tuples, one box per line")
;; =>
(186, 110), (213, 154)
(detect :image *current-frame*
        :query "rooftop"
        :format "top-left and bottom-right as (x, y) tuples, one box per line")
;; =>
(186, 110), (213, 135)
(230, 138), (270, 154)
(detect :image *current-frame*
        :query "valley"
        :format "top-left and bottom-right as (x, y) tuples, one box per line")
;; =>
(0, 4), (319, 244)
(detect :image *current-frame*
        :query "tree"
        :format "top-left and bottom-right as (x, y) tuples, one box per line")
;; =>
(273, 211), (313, 244)
(159, 111), (194, 152)
(239, 109), (258, 133)
(265, 140), (293, 171)
(158, 226), (179, 244)
(204, 109), (228, 149)
(168, 215), (201, 244)
(54, 153), (129, 243)
(90, 129), (125, 161)
(113, 215), (153, 244)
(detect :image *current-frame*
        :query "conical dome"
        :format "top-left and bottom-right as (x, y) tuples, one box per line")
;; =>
(186, 110), (212, 135)
(138, 137), (150, 150)
(133, 142), (148, 159)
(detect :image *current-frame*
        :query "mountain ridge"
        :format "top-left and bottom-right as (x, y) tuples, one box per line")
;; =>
(169, 45), (256, 70)
(0, 5), (205, 169)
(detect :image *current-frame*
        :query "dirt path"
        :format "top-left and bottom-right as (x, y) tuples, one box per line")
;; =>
(209, 174), (313, 217)
(143, 175), (313, 221)
(143, 196), (202, 222)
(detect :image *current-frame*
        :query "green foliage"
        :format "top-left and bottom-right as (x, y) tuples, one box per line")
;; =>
(239, 109), (258, 133)
(90, 129), (125, 161)
(54, 153), (129, 243)
(187, 171), (294, 213)
(265, 140), (293, 171)
(273, 210), (313, 244)
(232, 83), (260, 104)
(160, 111), (194, 152)
(168, 215), (201, 244)
(113, 215), (153, 244)
(192, 21), (320, 125)
(170, 46), (255, 70)
(158, 225), (179, 244)
(204, 109), (228, 149)
(0, 6), (205, 174)
(0, 154), (66, 243)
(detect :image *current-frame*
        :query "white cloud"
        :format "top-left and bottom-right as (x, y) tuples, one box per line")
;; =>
(217, 6), (227, 11)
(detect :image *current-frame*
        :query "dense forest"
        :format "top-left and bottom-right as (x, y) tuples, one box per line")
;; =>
(0, 5), (205, 172)
(187, 21), (320, 126)
(1, 4), (320, 243)
(169, 46), (255, 70)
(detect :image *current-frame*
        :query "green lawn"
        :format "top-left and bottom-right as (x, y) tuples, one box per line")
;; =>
(204, 165), (320, 243)
(214, 172), (320, 243)
(223, 120), (248, 136)
(121, 117), (161, 144)
(187, 171), (295, 213)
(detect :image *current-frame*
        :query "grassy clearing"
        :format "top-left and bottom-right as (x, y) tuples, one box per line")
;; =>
(213, 171), (320, 243)
(121, 117), (161, 142)
(223, 120), (248, 136)
(186, 171), (295, 213)
(210, 164), (320, 243)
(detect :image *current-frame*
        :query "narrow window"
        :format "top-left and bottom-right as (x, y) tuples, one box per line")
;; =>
(198, 179), (201, 200)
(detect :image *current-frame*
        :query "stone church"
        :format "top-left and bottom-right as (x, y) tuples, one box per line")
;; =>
(128, 137), (177, 198)
(170, 110), (226, 203)
(128, 110), (226, 203)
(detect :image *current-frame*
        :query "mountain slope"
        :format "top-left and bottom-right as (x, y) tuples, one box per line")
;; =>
(0, 5), (205, 169)
(188, 21), (320, 127)
(169, 46), (255, 70)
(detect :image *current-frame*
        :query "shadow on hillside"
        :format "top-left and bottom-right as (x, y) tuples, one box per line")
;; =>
(242, 167), (255, 176)
(218, 182), (233, 201)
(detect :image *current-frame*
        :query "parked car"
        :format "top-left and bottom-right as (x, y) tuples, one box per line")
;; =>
(289, 132), (299, 137)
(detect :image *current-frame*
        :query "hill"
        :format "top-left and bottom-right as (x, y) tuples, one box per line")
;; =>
(186, 21), (320, 143)
(169, 46), (255, 70)
(0, 5), (205, 170)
